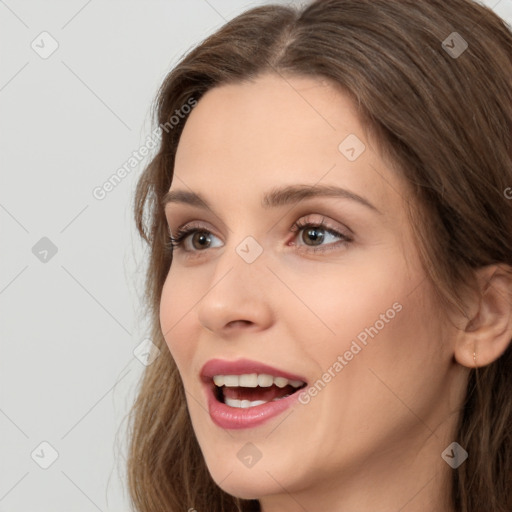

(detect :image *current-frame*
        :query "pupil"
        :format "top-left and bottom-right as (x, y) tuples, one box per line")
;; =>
(193, 231), (210, 249)
(304, 227), (324, 246)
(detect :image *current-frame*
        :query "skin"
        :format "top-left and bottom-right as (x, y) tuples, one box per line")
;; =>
(159, 72), (496, 511)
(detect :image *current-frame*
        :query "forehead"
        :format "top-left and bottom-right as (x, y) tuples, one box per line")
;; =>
(176, 74), (357, 169)
(173, 73), (407, 219)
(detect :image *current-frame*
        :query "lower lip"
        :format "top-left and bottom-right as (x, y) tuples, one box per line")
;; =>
(204, 383), (303, 430)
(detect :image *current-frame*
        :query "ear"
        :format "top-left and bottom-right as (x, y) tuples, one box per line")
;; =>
(454, 264), (512, 368)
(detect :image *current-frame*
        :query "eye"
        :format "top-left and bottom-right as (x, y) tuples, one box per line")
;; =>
(167, 222), (222, 254)
(289, 215), (352, 253)
(166, 215), (352, 257)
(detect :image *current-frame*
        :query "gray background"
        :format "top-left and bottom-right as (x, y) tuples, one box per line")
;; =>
(1, 0), (511, 510)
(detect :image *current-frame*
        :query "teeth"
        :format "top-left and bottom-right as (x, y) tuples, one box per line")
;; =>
(223, 375), (239, 387)
(257, 374), (273, 387)
(239, 373), (258, 387)
(274, 377), (289, 388)
(212, 374), (305, 388)
(224, 397), (290, 408)
(213, 375), (225, 387)
(224, 397), (269, 408)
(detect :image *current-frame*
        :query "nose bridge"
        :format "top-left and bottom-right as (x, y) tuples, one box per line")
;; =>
(213, 223), (269, 282)
(196, 232), (273, 333)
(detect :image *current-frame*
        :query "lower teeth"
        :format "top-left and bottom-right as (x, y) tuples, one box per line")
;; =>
(224, 394), (291, 409)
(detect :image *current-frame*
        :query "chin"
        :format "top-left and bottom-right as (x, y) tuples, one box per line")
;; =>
(213, 474), (275, 501)
(201, 456), (287, 500)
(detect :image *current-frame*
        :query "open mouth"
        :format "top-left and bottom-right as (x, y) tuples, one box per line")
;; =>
(212, 374), (307, 409)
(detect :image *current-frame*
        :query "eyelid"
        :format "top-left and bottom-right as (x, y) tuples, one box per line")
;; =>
(169, 220), (218, 239)
(168, 213), (349, 237)
(165, 208), (229, 236)
(291, 213), (352, 236)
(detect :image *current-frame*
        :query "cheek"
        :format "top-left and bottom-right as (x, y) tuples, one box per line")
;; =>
(328, 280), (446, 427)
(159, 268), (201, 373)
(287, 251), (442, 415)
(278, 251), (411, 349)
(288, 281), (444, 471)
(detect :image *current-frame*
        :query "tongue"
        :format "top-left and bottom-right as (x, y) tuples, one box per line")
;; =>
(223, 384), (296, 402)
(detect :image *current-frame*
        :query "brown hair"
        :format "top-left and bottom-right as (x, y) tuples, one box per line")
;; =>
(126, 1), (512, 510)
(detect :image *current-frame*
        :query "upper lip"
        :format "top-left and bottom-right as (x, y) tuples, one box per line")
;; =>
(200, 358), (308, 384)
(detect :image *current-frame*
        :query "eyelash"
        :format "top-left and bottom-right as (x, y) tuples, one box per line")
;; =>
(165, 216), (353, 258)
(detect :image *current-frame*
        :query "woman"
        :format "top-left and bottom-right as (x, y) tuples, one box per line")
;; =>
(126, 0), (512, 510)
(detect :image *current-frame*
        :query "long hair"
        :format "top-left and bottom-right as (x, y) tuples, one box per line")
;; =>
(126, 1), (512, 510)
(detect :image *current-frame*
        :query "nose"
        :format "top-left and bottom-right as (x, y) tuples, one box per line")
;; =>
(196, 244), (275, 336)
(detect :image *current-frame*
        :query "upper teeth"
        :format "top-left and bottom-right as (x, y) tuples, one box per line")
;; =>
(213, 374), (305, 388)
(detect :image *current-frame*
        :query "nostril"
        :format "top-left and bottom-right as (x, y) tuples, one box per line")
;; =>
(227, 320), (252, 328)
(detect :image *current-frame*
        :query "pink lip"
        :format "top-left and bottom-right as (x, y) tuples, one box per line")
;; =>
(200, 358), (308, 430)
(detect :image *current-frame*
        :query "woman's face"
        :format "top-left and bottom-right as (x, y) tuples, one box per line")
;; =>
(160, 73), (468, 510)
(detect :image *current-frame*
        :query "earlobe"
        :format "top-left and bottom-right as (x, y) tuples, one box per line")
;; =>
(454, 264), (512, 369)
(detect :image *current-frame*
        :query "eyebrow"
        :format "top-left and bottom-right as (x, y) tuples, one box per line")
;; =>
(162, 184), (381, 214)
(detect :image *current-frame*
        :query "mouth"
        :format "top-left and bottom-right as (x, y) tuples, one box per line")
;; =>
(212, 373), (307, 409)
(200, 358), (309, 429)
